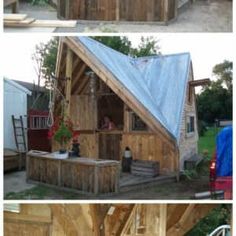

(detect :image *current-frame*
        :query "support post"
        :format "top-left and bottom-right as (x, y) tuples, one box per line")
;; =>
(64, 48), (73, 120)
(116, 0), (120, 21)
(159, 204), (167, 236)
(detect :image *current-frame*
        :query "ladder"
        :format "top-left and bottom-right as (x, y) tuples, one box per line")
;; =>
(11, 115), (27, 170)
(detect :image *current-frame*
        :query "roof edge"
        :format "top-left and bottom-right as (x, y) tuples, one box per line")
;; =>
(4, 78), (32, 95)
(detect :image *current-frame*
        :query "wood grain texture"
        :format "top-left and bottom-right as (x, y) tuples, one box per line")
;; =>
(57, 0), (177, 22)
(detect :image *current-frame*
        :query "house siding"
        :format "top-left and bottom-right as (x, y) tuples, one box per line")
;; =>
(179, 69), (199, 171)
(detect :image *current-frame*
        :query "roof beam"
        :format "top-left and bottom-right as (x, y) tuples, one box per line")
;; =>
(167, 204), (217, 236)
(71, 63), (88, 94)
(189, 78), (210, 87)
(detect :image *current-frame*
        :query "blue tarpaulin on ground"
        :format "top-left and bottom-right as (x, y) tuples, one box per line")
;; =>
(77, 37), (191, 142)
(216, 126), (232, 177)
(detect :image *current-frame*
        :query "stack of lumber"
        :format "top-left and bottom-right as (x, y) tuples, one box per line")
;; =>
(4, 149), (22, 172)
(131, 160), (160, 177)
(4, 14), (77, 27)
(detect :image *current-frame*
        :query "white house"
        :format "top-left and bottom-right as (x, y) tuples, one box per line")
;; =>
(4, 78), (31, 150)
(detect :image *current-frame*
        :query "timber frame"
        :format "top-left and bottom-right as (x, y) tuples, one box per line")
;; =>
(53, 37), (209, 178)
(4, 204), (228, 236)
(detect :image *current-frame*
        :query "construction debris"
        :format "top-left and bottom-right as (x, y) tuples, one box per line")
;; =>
(4, 13), (77, 28)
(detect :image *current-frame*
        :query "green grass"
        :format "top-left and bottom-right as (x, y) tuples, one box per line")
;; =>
(198, 127), (221, 157)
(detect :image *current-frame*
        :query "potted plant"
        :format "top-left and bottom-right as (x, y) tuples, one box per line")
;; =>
(48, 117), (73, 159)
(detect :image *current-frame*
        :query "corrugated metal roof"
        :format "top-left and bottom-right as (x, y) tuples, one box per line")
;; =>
(77, 37), (191, 141)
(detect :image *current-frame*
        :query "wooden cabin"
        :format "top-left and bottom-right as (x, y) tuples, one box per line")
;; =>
(4, 203), (226, 236)
(54, 37), (210, 178)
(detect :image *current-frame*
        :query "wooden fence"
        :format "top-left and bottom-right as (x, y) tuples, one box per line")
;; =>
(57, 0), (177, 22)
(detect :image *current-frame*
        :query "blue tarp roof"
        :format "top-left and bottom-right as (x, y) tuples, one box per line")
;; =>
(216, 126), (232, 177)
(76, 37), (191, 141)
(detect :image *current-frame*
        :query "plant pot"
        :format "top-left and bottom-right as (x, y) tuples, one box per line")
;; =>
(53, 151), (68, 159)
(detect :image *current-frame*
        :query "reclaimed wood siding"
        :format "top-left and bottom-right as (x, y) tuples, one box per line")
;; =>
(80, 134), (98, 158)
(179, 69), (198, 171)
(27, 156), (119, 194)
(70, 95), (95, 130)
(27, 156), (60, 185)
(121, 134), (177, 175)
(58, 0), (176, 21)
(99, 133), (122, 160)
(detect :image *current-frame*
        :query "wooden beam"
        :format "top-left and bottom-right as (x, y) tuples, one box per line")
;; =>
(189, 78), (210, 87)
(71, 63), (88, 94)
(119, 205), (138, 236)
(167, 204), (218, 236)
(64, 48), (73, 119)
(73, 74), (89, 95)
(55, 40), (64, 78)
(159, 204), (167, 236)
(4, 212), (52, 224)
(4, 14), (27, 21)
(63, 37), (177, 149)
(89, 205), (102, 236)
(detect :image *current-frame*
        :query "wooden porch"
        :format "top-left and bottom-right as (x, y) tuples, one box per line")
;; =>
(119, 172), (177, 192)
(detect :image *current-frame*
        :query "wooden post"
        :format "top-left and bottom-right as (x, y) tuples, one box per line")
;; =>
(26, 154), (30, 181)
(65, 48), (73, 120)
(159, 204), (167, 236)
(163, 0), (169, 24)
(116, 0), (120, 21)
(94, 165), (99, 194)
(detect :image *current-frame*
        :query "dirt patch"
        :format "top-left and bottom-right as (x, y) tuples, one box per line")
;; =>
(4, 171), (210, 200)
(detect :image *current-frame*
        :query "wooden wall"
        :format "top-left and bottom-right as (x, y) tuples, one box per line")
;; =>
(178, 67), (199, 171)
(4, 204), (52, 236)
(121, 133), (177, 174)
(4, 204), (94, 236)
(70, 95), (95, 130)
(57, 0), (177, 22)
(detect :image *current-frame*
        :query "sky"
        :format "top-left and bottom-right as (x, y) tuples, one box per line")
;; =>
(1, 34), (233, 85)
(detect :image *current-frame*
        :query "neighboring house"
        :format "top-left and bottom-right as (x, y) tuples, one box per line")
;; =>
(13, 80), (51, 152)
(4, 78), (31, 150)
(54, 37), (209, 176)
(13, 80), (49, 111)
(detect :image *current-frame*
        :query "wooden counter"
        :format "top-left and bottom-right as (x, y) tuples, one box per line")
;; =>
(26, 151), (120, 195)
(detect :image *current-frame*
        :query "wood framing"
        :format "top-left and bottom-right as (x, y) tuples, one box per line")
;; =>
(53, 37), (203, 178)
(4, 204), (229, 236)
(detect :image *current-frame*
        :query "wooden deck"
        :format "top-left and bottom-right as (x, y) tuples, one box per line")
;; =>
(119, 172), (176, 192)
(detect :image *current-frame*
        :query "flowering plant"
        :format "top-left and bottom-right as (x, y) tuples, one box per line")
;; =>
(48, 117), (77, 152)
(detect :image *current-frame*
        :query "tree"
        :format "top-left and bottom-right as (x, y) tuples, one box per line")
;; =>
(212, 60), (232, 93)
(32, 37), (59, 87)
(185, 205), (231, 236)
(34, 36), (160, 85)
(197, 60), (232, 125)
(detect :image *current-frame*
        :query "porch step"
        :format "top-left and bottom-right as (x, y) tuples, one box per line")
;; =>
(120, 174), (176, 193)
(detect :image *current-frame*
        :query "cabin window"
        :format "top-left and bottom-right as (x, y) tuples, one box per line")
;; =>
(29, 116), (49, 130)
(186, 116), (195, 133)
(131, 113), (147, 131)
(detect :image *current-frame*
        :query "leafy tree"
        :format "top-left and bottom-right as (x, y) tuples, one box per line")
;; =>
(34, 36), (160, 85)
(197, 60), (232, 125)
(185, 205), (231, 236)
(32, 37), (59, 87)
(212, 60), (232, 93)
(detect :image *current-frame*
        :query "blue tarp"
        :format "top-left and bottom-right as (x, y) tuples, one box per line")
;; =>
(77, 37), (191, 141)
(216, 126), (232, 177)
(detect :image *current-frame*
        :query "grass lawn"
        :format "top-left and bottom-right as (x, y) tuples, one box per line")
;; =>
(198, 127), (221, 157)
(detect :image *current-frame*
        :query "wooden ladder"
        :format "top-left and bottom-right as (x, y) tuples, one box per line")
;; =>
(11, 115), (27, 170)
